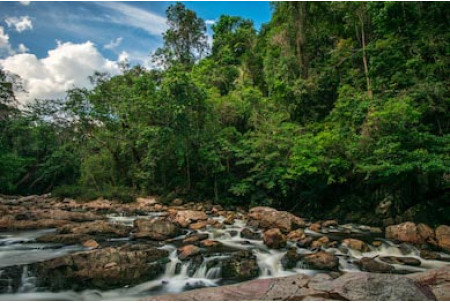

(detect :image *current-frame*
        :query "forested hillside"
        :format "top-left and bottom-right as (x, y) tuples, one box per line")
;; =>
(1, 2), (449, 225)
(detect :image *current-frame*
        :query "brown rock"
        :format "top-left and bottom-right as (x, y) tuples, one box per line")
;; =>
(36, 233), (90, 244)
(174, 210), (207, 228)
(310, 223), (321, 233)
(183, 233), (209, 244)
(311, 236), (330, 249)
(177, 245), (201, 260)
(379, 256), (421, 266)
(82, 239), (100, 249)
(133, 218), (178, 240)
(200, 239), (221, 248)
(263, 228), (287, 249)
(358, 257), (394, 273)
(322, 220), (338, 228)
(409, 265), (450, 300)
(189, 220), (208, 230)
(287, 229), (305, 242)
(385, 222), (435, 245)
(342, 238), (370, 252)
(436, 225), (450, 252)
(303, 251), (339, 271)
(248, 207), (306, 233)
(58, 221), (131, 237)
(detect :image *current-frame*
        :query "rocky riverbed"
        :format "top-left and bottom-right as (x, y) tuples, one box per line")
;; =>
(0, 194), (449, 300)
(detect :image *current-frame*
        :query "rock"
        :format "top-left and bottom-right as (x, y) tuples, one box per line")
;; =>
(241, 228), (262, 240)
(372, 240), (383, 247)
(35, 244), (168, 291)
(183, 233), (209, 244)
(0, 218), (71, 231)
(342, 238), (370, 252)
(174, 210), (207, 228)
(420, 250), (450, 261)
(177, 245), (201, 260)
(223, 216), (235, 225)
(379, 256), (421, 266)
(36, 233), (91, 244)
(189, 220), (207, 230)
(358, 257), (394, 273)
(263, 228), (286, 249)
(287, 229), (305, 242)
(171, 198), (184, 206)
(385, 222), (435, 245)
(281, 248), (301, 269)
(132, 218), (178, 241)
(303, 251), (339, 271)
(58, 221), (131, 237)
(375, 197), (392, 218)
(297, 236), (314, 248)
(436, 225), (450, 252)
(310, 236), (330, 249)
(35, 210), (103, 222)
(82, 239), (100, 249)
(322, 220), (338, 228)
(221, 250), (259, 282)
(200, 239), (221, 248)
(81, 198), (113, 211)
(408, 265), (450, 300)
(248, 207), (306, 232)
(146, 271), (435, 301)
(136, 196), (158, 206)
(309, 223), (321, 233)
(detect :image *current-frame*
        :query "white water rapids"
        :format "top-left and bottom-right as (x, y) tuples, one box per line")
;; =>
(0, 213), (449, 300)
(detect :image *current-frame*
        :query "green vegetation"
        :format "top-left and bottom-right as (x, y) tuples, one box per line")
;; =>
(1, 2), (449, 222)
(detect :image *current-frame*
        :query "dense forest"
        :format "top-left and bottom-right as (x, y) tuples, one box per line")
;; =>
(1, 2), (449, 224)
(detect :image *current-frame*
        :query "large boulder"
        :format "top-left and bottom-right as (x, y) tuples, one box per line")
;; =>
(36, 233), (91, 244)
(132, 218), (179, 241)
(358, 257), (394, 273)
(342, 238), (370, 252)
(221, 250), (260, 282)
(35, 244), (169, 291)
(241, 228), (262, 240)
(409, 265), (450, 300)
(177, 245), (201, 260)
(385, 222), (435, 245)
(248, 207), (306, 233)
(173, 210), (207, 228)
(379, 256), (421, 266)
(0, 218), (71, 231)
(302, 251), (339, 271)
(435, 225), (450, 252)
(263, 228), (286, 249)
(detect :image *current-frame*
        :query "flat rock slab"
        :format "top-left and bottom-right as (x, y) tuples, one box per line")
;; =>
(144, 271), (436, 301)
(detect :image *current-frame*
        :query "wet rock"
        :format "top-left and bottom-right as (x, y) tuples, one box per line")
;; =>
(358, 257), (394, 273)
(189, 220), (207, 230)
(174, 210), (207, 228)
(310, 222), (321, 233)
(58, 221), (131, 237)
(310, 236), (330, 249)
(35, 210), (103, 222)
(297, 236), (314, 248)
(0, 218), (71, 231)
(178, 245), (201, 260)
(303, 251), (339, 271)
(35, 244), (169, 291)
(136, 196), (158, 206)
(436, 225), (450, 252)
(420, 249), (450, 261)
(281, 247), (302, 269)
(81, 198), (113, 211)
(241, 228), (262, 240)
(342, 238), (370, 252)
(287, 229), (305, 242)
(200, 239), (221, 248)
(183, 233), (209, 244)
(372, 240), (383, 247)
(132, 218), (178, 241)
(82, 239), (100, 249)
(385, 222), (435, 245)
(221, 250), (259, 282)
(379, 256), (421, 266)
(263, 228), (286, 249)
(36, 233), (91, 244)
(223, 215), (235, 225)
(248, 207), (306, 232)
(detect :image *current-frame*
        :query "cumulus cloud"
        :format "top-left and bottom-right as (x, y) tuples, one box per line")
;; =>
(0, 41), (122, 104)
(20, 1), (31, 5)
(5, 16), (33, 33)
(118, 51), (129, 63)
(104, 37), (123, 50)
(205, 19), (216, 26)
(0, 26), (14, 56)
(17, 43), (29, 53)
(95, 2), (167, 35)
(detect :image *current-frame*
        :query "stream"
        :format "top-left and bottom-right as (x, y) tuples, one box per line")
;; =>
(0, 213), (449, 300)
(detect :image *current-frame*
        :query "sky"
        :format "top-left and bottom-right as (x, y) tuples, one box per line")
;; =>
(0, 1), (271, 104)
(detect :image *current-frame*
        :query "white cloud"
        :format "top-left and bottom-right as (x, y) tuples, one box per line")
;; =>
(0, 26), (14, 56)
(118, 51), (129, 63)
(95, 2), (167, 36)
(205, 19), (216, 26)
(0, 41), (122, 104)
(5, 16), (33, 33)
(17, 43), (29, 53)
(104, 37), (123, 50)
(20, 1), (31, 5)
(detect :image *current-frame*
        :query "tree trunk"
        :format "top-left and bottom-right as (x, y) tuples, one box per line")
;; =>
(359, 7), (373, 99)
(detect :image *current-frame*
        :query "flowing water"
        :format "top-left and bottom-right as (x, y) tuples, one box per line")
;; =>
(0, 213), (449, 300)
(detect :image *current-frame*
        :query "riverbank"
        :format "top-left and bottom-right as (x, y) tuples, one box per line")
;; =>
(1, 194), (450, 300)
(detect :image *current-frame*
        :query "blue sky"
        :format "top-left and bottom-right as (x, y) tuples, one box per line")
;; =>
(0, 1), (271, 103)
(1, 1), (271, 61)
